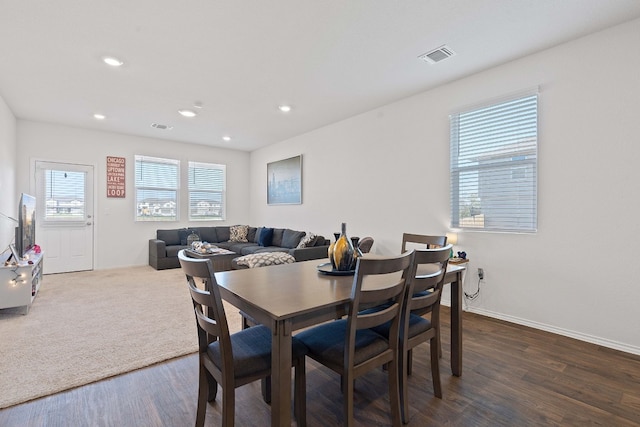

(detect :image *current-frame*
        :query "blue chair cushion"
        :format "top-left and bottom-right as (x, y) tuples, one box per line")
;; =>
(207, 324), (307, 380)
(371, 313), (431, 339)
(296, 319), (389, 368)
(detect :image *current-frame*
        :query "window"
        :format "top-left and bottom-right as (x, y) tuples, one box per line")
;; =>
(188, 161), (226, 221)
(135, 155), (179, 221)
(40, 168), (87, 221)
(450, 92), (538, 232)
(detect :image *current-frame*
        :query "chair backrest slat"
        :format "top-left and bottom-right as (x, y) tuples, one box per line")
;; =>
(401, 233), (447, 252)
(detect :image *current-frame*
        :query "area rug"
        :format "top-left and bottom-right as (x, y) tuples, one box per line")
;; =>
(0, 265), (241, 409)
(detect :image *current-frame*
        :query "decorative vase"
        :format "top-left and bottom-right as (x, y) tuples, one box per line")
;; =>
(328, 232), (340, 269)
(332, 223), (356, 271)
(351, 236), (364, 258)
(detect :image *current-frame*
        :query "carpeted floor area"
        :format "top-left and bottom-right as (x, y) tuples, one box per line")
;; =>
(0, 265), (241, 409)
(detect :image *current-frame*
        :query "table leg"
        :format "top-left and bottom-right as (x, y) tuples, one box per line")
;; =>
(271, 319), (293, 426)
(450, 271), (463, 376)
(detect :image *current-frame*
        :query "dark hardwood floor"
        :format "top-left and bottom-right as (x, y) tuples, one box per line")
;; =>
(2, 307), (639, 426)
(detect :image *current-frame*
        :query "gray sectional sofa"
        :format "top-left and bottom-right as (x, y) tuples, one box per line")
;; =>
(149, 225), (329, 270)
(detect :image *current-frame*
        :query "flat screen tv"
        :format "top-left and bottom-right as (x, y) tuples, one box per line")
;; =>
(15, 193), (36, 258)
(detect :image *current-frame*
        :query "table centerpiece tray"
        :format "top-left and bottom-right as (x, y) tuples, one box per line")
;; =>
(316, 262), (355, 276)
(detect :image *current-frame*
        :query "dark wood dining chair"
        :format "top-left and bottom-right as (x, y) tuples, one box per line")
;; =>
(371, 245), (451, 423)
(401, 232), (448, 360)
(401, 232), (447, 252)
(296, 251), (414, 427)
(178, 250), (307, 427)
(357, 236), (374, 254)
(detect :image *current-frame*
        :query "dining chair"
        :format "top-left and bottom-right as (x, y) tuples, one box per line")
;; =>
(371, 245), (451, 423)
(401, 233), (447, 252)
(178, 250), (308, 427)
(401, 232), (448, 360)
(296, 251), (414, 427)
(357, 236), (374, 254)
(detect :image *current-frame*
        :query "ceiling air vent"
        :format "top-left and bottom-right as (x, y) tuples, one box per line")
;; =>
(151, 123), (173, 130)
(418, 45), (456, 64)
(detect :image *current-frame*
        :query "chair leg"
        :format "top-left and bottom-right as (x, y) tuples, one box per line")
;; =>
(430, 336), (442, 398)
(221, 382), (235, 427)
(196, 367), (209, 427)
(206, 370), (218, 402)
(343, 374), (354, 427)
(399, 348), (410, 424)
(261, 376), (271, 404)
(407, 349), (413, 376)
(294, 357), (307, 427)
(387, 357), (402, 427)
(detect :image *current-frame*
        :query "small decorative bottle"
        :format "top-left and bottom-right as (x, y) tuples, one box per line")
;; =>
(328, 232), (340, 269)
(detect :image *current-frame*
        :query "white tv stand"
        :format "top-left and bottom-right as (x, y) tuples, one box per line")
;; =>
(0, 251), (43, 314)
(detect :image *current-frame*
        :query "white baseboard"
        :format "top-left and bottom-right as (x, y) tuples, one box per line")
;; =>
(441, 299), (640, 356)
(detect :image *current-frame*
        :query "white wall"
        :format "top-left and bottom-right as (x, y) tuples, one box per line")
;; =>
(16, 121), (251, 269)
(0, 93), (17, 250)
(249, 18), (640, 354)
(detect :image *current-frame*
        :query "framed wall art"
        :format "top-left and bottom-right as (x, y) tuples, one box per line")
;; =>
(267, 155), (302, 205)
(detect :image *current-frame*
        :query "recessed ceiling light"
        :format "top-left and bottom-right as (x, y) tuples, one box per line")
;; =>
(93, 113), (106, 120)
(222, 136), (232, 142)
(102, 56), (124, 67)
(178, 109), (197, 118)
(278, 105), (292, 113)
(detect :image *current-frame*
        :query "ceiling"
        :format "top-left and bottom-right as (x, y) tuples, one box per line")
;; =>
(2, 1), (640, 152)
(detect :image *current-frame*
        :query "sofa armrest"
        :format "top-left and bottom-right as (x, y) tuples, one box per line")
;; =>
(289, 245), (329, 262)
(149, 239), (167, 259)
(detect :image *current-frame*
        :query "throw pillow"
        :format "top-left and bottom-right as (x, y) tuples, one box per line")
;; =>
(229, 225), (249, 242)
(234, 252), (296, 268)
(296, 232), (316, 249)
(258, 227), (274, 246)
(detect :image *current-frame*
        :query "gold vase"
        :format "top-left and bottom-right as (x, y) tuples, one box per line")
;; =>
(332, 223), (356, 271)
(328, 232), (340, 269)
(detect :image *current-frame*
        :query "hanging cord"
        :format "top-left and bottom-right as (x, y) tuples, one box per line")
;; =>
(464, 276), (482, 300)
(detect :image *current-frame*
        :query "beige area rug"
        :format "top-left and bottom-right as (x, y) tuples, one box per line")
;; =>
(0, 266), (241, 409)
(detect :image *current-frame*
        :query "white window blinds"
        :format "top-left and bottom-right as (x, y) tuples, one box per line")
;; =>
(135, 155), (179, 221)
(450, 92), (538, 232)
(188, 161), (226, 221)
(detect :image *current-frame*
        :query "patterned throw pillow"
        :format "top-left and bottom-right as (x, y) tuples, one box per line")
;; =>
(235, 252), (295, 268)
(229, 225), (249, 242)
(296, 232), (316, 249)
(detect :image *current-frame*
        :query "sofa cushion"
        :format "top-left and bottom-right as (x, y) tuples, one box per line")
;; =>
(157, 229), (182, 246)
(216, 226), (231, 242)
(240, 245), (265, 255)
(194, 227), (218, 243)
(247, 227), (258, 243)
(271, 228), (285, 247)
(234, 252), (296, 268)
(166, 245), (187, 257)
(282, 229), (305, 248)
(254, 247), (289, 254)
(230, 225), (249, 242)
(225, 242), (258, 254)
(258, 227), (274, 246)
(297, 232), (316, 248)
(254, 227), (264, 243)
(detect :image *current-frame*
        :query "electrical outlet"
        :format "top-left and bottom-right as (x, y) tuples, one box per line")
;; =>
(477, 268), (484, 280)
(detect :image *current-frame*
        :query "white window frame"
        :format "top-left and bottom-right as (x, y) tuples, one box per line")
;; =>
(450, 91), (538, 233)
(134, 155), (180, 222)
(188, 161), (226, 221)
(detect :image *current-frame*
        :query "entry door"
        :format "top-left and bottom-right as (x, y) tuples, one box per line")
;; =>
(35, 161), (94, 274)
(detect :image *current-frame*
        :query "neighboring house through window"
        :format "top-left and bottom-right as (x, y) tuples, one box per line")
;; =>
(135, 155), (179, 221)
(188, 161), (226, 221)
(450, 91), (538, 232)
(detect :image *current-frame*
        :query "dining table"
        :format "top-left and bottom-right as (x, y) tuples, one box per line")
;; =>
(214, 258), (466, 427)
